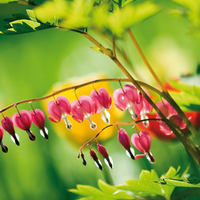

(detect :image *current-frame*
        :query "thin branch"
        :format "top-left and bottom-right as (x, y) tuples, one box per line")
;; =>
(112, 36), (116, 57)
(127, 28), (167, 92)
(0, 77), (160, 113)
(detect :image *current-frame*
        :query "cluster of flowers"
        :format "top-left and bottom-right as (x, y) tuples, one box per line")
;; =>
(0, 109), (48, 152)
(0, 84), (187, 156)
(80, 128), (155, 171)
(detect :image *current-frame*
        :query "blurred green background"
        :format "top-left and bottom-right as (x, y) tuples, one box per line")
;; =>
(0, 0), (200, 199)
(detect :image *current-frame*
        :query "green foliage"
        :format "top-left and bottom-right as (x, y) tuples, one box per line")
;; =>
(170, 0), (200, 36)
(68, 179), (134, 200)
(0, 9), (54, 35)
(7, 0), (160, 37)
(70, 166), (200, 200)
(169, 80), (200, 111)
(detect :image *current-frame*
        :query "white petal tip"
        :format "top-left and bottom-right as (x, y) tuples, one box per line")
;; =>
(104, 156), (113, 169)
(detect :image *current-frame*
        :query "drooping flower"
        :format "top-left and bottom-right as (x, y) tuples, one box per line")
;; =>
(71, 95), (97, 130)
(97, 143), (113, 168)
(0, 126), (8, 153)
(42, 74), (123, 146)
(47, 96), (72, 130)
(134, 92), (153, 127)
(136, 82), (200, 140)
(131, 131), (155, 163)
(1, 116), (20, 146)
(30, 109), (48, 140)
(156, 99), (186, 135)
(118, 128), (135, 160)
(90, 88), (112, 124)
(89, 149), (103, 170)
(12, 110), (35, 141)
(113, 84), (142, 120)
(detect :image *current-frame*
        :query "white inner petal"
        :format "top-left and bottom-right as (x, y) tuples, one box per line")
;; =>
(129, 107), (137, 120)
(126, 147), (135, 158)
(87, 117), (97, 130)
(11, 133), (20, 145)
(62, 115), (72, 130)
(94, 159), (102, 170)
(104, 156), (113, 169)
(141, 114), (149, 127)
(101, 109), (110, 124)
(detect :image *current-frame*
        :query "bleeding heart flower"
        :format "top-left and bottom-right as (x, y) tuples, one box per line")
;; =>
(1, 116), (20, 146)
(97, 143), (113, 168)
(0, 126), (8, 153)
(47, 96), (72, 130)
(156, 99), (186, 135)
(134, 92), (153, 127)
(131, 131), (155, 164)
(90, 87), (112, 124)
(30, 109), (48, 140)
(118, 128), (135, 160)
(12, 110), (35, 141)
(113, 84), (142, 120)
(71, 95), (97, 130)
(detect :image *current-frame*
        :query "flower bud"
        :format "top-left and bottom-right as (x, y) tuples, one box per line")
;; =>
(0, 126), (8, 153)
(97, 144), (113, 169)
(118, 128), (135, 160)
(89, 150), (102, 170)
(1, 116), (20, 146)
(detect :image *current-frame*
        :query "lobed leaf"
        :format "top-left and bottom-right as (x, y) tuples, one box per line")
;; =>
(0, 9), (54, 35)
(69, 180), (134, 200)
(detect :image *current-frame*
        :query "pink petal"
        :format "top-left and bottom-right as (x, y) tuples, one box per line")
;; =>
(79, 95), (94, 115)
(12, 110), (32, 130)
(118, 128), (130, 150)
(123, 84), (140, 104)
(57, 96), (71, 115)
(0, 126), (4, 140)
(156, 99), (177, 119)
(1, 116), (15, 135)
(90, 90), (101, 113)
(156, 101), (171, 118)
(97, 144), (109, 158)
(30, 109), (45, 129)
(114, 103), (125, 111)
(131, 133), (145, 153)
(71, 100), (84, 122)
(139, 131), (151, 152)
(135, 154), (146, 159)
(98, 88), (112, 109)
(159, 121), (173, 135)
(47, 100), (62, 121)
(113, 89), (128, 110)
(48, 116), (60, 123)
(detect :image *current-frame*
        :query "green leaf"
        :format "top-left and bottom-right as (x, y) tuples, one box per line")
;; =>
(26, 9), (37, 22)
(164, 167), (178, 179)
(0, 8), (55, 35)
(169, 80), (200, 111)
(162, 179), (200, 188)
(69, 180), (134, 200)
